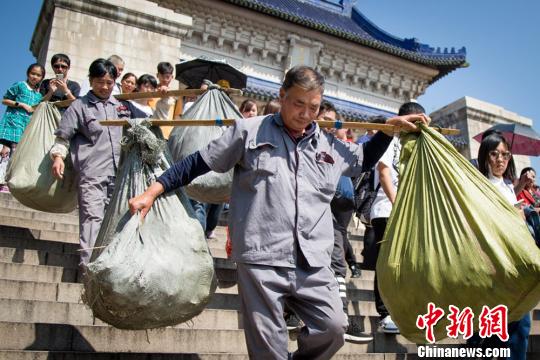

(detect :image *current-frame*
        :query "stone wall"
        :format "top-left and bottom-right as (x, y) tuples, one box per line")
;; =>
(31, 0), (193, 88)
(151, 0), (438, 114)
(431, 96), (532, 172)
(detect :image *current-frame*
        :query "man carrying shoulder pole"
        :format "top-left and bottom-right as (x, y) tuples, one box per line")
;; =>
(129, 66), (429, 359)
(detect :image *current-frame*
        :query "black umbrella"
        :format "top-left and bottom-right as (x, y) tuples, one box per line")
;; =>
(175, 58), (247, 89)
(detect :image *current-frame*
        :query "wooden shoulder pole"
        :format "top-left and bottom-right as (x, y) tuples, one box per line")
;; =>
(51, 88), (243, 108)
(98, 118), (461, 135)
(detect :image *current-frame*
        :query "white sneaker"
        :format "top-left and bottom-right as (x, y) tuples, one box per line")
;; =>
(379, 315), (400, 334)
(344, 321), (373, 343)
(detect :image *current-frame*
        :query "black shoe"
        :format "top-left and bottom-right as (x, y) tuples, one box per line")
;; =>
(350, 264), (361, 278)
(344, 320), (373, 343)
(285, 313), (302, 330)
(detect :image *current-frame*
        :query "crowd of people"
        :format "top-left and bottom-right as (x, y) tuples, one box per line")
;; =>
(0, 53), (536, 360)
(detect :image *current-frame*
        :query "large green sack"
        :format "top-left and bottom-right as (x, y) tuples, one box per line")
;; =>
(84, 120), (216, 330)
(377, 124), (540, 344)
(6, 102), (77, 213)
(168, 84), (242, 203)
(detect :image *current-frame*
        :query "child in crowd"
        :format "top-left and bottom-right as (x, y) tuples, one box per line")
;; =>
(130, 73), (176, 124)
(262, 99), (281, 115)
(151, 62), (176, 137)
(130, 74), (158, 117)
(239, 99), (258, 118)
(0, 63), (49, 192)
(156, 62), (174, 93)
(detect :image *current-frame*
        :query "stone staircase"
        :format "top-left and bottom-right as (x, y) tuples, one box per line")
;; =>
(0, 192), (538, 359)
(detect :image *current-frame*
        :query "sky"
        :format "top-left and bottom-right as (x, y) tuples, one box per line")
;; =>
(360, 0), (540, 169)
(0, 0), (539, 169)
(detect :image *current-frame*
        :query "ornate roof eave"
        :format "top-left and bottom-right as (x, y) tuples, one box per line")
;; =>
(223, 0), (467, 72)
(430, 62), (470, 85)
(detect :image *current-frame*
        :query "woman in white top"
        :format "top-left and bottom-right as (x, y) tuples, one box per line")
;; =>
(469, 132), (530, 360)
(478, 133), (519, 205)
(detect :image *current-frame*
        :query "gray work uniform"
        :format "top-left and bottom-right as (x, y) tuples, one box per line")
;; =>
(200, 114), (365, 359)
(55, 91), (146, 265)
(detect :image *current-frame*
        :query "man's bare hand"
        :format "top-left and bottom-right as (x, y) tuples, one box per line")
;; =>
(157, 85), (169, 94)
(384, 113), (431, 135)
(128, 182), (165, 219)
(51, 156), (65, 180)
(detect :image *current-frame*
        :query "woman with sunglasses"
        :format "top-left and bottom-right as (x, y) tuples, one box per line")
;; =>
(477, 133), (518, 203)
(39, 53), (80, 102)
(470, 132), (531, 360)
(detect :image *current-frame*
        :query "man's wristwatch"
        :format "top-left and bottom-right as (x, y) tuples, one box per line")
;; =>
(14, 102), (19, 108)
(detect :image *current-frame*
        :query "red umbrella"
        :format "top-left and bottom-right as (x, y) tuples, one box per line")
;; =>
(473, 123), (540, 156)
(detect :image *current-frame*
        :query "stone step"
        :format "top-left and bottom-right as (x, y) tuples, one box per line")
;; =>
(8, 259), (538, 317)
(0, 223), (79, 244)
(0, 270), (375, 315)
(0, 261), (240, 286)
(2, 259), (536, 319)
(0, 205), (365, 257)
(0, 257), (376, 290)
(2, 279), (538, 331)
(0, 202), (79, 225)
(0, 277), (240, 306)
(0, 298), (243, 330)
(0, 223), (250, 260)
(0, 227), (79, 254)
(3, 297), (538, 338)
(0, 277), (369, 304)
(0, 244), (234, 273)
(0, 262), (78, 284)
(0, 321), (467, 354)
(0, 296), (369, 332)
(0, 351), (425, 360)
(0, 214), (79, 234)
(0, 246), (79, 269)
(0, 279), (83, 303)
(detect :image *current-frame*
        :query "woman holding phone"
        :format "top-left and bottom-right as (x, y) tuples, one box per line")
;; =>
(39, 53), (81, 102)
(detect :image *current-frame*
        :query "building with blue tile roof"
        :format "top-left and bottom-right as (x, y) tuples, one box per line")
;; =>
(31, 0), (467, 122)
(169, 0), (467, 120)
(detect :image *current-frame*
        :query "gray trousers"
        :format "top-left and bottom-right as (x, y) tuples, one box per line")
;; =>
(331, 226), (348, 278)
(237, 262), (347, 360)
(77, 175), (115, 265)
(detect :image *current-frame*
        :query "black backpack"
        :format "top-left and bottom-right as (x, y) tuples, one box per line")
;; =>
(353, 168), (381, 225)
